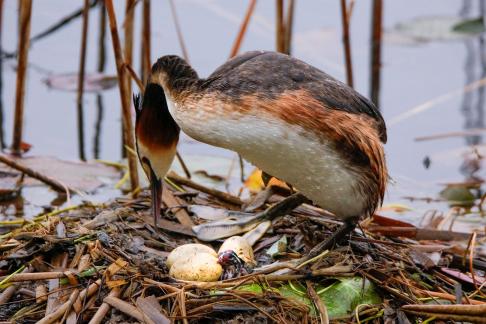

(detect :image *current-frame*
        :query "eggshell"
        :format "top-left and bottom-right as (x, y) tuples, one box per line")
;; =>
(166, 243), (217, 269)
(169, 252), (222, 282)
(218, 236), (256, 266)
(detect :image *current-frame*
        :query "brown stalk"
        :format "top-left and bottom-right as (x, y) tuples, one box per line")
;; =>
(87, 287), (121, 324)
(402, 310), (486, 323)
(124, 62), (144, 91)
(340, 0), (354, 87)
(306, 280), (329, 324)
(11, 0), (32, 155)
(76, 0), (90, 161)
(0, 267), (31, 305)
(167, 171), (243, 205)
(229, 0), (257, 58)
(0, 153), (75, 193)
(105, 0), (140, 193)
(275, 0), (285, 53)
(369, 0), (382, 106)
(140, 0), (151, 83)
(283, 0), (295, 54)
(121, 0), (135, 159)
(179, 288), (189, 324)
(104, 296), (146, 322)
(37, 288), (79, 324)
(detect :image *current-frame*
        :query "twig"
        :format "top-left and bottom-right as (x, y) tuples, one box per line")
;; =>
(0, 272), (66, 283)
(124, 62), (144, 91)
(340, 0), (353, 87)
(76, 0), (90, 161)
(104, 296), (145, 322)
(176, 151), (191, 179)
(167, 171), (243, 205)
(402, 310), (486, 323)
(402, 304), (486, 316)
(37, 288), (79, 324)
(105, 0), (140, 192)
(11, 0), (32, 155)
(306, 280), (329, 324)
(0, 153), (75, 193)
(0, 267), (31, 305)
(179, 288), (189, 324)
(369, 0), (382, 106)
(229, 0), (257, 58)
(88, 287), (121, 324)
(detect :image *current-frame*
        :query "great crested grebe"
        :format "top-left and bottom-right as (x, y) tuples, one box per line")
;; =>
(135, 50), (387, 250)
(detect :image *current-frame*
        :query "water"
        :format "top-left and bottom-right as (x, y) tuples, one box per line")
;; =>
(0, 0), (485, 227)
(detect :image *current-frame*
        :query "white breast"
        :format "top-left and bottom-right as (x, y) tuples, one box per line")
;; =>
(171, 102), (365, 219)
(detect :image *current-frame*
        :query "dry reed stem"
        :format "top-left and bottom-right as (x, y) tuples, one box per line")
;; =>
(104, 296), (146, 322)
(141, 0), (151, 83)
(37, 288), (79, 324)
(0, 269), (32, 305)
(122, 0), (135, 159)
(11, 0), (32, 155)
(105, 0), (140, 192)
(306, 280), (329, 324)
(124, 62), (144, 91)
(167, 171), (243, 205)
(369, 0), (382, 106)
(87, 287), (121, 324)
(340, 0), (354, 87)
(179, 288), (189, 324)
(283, 0), (295, 54)
(229, 0), (257, 58)
(275, 0), (285, 53)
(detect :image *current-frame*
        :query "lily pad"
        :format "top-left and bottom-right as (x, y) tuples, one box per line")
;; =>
(453, 17), (485, 34)
(386, 16), (482, 45)
(279, 277), (382, 319)
(439, 185), (475, 207)
(44, 73), (118, 92)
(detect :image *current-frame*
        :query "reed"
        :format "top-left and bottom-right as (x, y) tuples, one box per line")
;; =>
(0, 0), (5, 149)
(275, 0), (285, 53)
(229, 0), (257, 58)
(121, 0), (135, 158)
(370, 0), (383, 107)
(284, 0), (295, 54)
(105, 0), (139, 192)
(76, 0), (90, 161)
(11, 0), (32, 155)
(340, 0), (354, 87)
(140, 0), (151, 83)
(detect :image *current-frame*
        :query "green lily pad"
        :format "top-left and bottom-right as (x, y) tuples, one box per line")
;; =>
(439, 185), (475, 207)
(279, 277), (382, 319)
(452, 17), (485, 34)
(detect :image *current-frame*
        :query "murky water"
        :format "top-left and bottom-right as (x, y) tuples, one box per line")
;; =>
(1, 0), (485, 226)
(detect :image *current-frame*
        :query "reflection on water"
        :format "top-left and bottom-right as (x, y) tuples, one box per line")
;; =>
(459, 1), (484, 183)
(93, 94), (104, 159)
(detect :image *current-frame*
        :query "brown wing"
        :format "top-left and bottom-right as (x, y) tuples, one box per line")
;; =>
(202, 51), (387, 143)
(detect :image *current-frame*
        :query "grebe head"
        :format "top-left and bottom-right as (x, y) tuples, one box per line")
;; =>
(134, 82), (180, 225)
